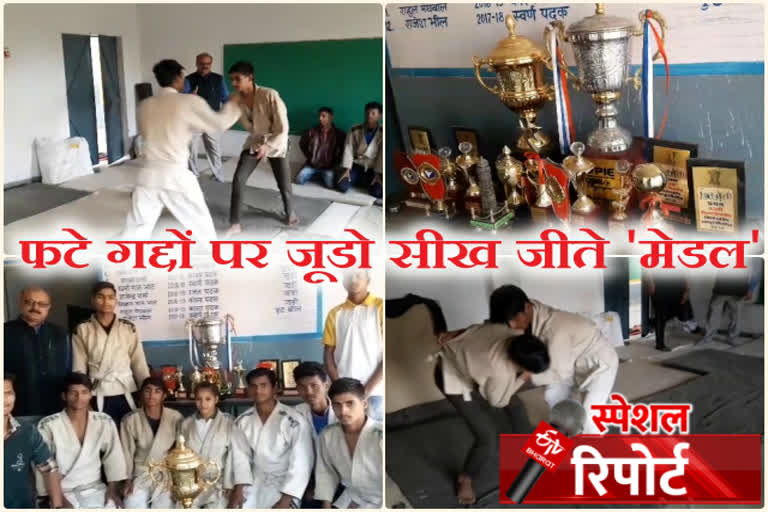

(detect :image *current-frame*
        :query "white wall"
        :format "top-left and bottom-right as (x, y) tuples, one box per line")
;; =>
(4, 4), (143, 184)
(136, 3), (382, 84)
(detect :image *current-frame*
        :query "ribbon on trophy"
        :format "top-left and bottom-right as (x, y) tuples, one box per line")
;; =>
(544, 159), (571, 222)
(548, 25), (575, 156)
(642, 9), (670, 139)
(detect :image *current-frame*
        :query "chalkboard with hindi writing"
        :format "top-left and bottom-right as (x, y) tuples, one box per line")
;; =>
(223, 38), (383, 136)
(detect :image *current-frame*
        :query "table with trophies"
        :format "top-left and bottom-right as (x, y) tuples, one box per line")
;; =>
(392, 3), (746, 235)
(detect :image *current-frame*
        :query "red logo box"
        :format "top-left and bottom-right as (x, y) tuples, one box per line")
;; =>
(521, 421), (575, 473)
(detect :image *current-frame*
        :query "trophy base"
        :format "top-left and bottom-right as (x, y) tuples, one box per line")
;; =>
(404, 198), (433, 215)
(587, 124), (632, 154)
(608, 219), (627, 232)
(530, 205), (554, 225)
(470, 209), (515, 232)
(572, 195), (597, 215)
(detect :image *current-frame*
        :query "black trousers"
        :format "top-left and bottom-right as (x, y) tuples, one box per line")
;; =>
(434, 362), (498, 479)
(230, 150), (294, 224)
(92, 394), (134, 427)
(651, 297), (694, 349)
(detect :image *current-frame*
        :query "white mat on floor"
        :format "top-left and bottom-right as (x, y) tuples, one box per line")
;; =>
(61, 158), (375, 207)
(305, 203), (362, 238)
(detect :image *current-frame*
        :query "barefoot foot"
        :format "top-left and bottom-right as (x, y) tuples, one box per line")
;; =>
(456, 474), (476, 505)
(223, 224), (242, 239)
(286, 213), (299, 227)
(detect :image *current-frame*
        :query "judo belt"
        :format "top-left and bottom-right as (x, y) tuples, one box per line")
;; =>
(94, 371), (137, 413)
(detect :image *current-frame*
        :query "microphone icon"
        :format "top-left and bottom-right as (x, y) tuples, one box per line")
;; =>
(505, 399), (586, 504)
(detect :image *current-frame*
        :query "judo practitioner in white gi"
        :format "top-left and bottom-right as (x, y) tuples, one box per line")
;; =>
(292, 361), (338, 507)
(72, 282), (150, 425)
(120, 376), (183, 509)
(178, 382), (252, 508)
(121, 59), (242, 245)
(235, 368), (314, 508)
(484, 285), (619, 435)
(315, 378), (383, 509)
(36, 373), (127, 508)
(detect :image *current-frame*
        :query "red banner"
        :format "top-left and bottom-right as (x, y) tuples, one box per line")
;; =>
(500, 435), (762, 504)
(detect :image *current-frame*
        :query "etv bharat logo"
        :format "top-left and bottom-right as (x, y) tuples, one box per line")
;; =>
(535, 429), (566, 456)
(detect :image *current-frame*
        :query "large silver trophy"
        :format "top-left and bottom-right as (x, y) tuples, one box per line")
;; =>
(547, 3), (666, 153)
(186, 315), (235, 392)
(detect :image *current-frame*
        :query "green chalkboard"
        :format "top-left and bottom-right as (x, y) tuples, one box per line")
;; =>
(223, 38), (383, 135)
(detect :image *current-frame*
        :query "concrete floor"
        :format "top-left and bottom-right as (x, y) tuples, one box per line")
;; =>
(385, 324), (764, 508)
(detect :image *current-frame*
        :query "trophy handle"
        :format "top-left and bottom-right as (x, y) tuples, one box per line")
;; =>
(472, 57), (498, 95)
(148, 462), (169, 490)
(637, 10), (668, 61)
(197, 460), (222, 491)
(543, 22), (581, 90)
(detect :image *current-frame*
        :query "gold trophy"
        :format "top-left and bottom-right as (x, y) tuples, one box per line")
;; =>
(456, 142), (482, 219)
(473, 15), (554, 154)
(610, 160), (633, 222)
(526, 158), (552, 209)
(562, 142), (596, 215)
(496, 145), (525, 209)
(632, 162), (668, 227)
(438, 147), (462, 218)
(148, 435), (221, 509)
(175, 365), (187, 399)
(233, 360), (247, 396)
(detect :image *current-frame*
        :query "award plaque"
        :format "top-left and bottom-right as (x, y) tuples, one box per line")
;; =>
(646, 138), (698, 226)
(280, 360), (300, 391)
(688, 159), (745, 233)
(408, 126), (435, 154)
(452, 127), (481, 159)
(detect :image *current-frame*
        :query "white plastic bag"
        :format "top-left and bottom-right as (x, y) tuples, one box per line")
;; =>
(35, 136), (94, 184)
(586, 311), (625, 347)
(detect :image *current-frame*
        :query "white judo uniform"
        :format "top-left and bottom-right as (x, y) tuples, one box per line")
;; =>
(236, 401), (314, 508)
(528, 300), (620, 435)
(122, 86), (241, 245)
(120, 407), (183, 509)
(35, 411), (127, 508)
(72, 316), (150, 413)
(315, 419), (383, 509)
(294, 401), (337, 442)
(178, 411), (253, 508)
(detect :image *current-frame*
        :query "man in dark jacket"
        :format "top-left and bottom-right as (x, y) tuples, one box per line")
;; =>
(4, 287), (71, 417)
(185, 52), (229, 181)
(295, 107), (346, 189)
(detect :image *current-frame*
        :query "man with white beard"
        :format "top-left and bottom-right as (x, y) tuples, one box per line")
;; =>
(120, 377), (183, 508)
(235, 368), (313, 508)
(36, 373), (126, 508)
(121, 59), (242, 245)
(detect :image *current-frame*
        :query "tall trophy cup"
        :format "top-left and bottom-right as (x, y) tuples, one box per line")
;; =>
(473, 16), (554, 155)
(148, 435), (221, 509)
(632, 162), (668, 227)
(175, 365), (187, 399)
(456, 142), (482, 219)
(187, 315), (235, 394)
(562, 142), (597, 216)
(547, 3), (667, 154)
(232, 360), (247, 396)
(496, 145), (525, 209)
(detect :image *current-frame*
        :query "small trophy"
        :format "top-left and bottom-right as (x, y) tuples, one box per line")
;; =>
(175, 365), (187, 399)
(632, 162), (668, 227)
(562, 142), (596, 215)
(233, 361), (247, 396)
(496, 146), (526, 209)
(456, 142), (482, 219)
(148, 435), (221, 508)
(610, 160), (633, 226)
(190, 366), (203, 395)
(438, 147), (461, 218)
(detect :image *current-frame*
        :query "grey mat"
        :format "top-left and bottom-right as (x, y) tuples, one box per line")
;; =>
(198, 179), (331, 236)
(4, 183), (91, 224)
(386, 350), (764, 508)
